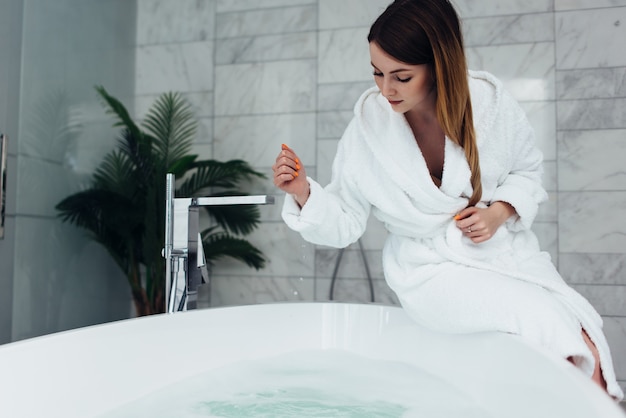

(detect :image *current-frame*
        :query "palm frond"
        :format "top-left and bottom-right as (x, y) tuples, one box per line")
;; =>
(56, 189), (142, 237)
(168, 154), (198, 177)
(96, 87), (156, 179)
(114, 129), (148, 164)
(201, 230), (265, 270)
(142, 92), (196, 169)
(92, 150), (137, 194)
(202, 199), (261, 235)
(95, 86), (142, 140)
(55, 188), (144, 272)
(176, 159), (265, 197)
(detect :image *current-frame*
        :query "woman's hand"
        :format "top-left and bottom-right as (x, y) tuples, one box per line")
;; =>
(454, 201), (516, 243)
(272, 144), (310, 207)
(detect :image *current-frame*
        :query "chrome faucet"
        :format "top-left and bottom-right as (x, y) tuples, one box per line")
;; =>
(163, 173), (274, 313)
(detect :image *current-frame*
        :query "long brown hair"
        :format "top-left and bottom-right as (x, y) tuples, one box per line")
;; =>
(368, 0), (482, 206)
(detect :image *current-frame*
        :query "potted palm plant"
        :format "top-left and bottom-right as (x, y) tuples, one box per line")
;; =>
(56, 87), (266, 316)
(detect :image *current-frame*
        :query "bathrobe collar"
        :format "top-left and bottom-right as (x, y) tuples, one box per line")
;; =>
(353, 86), (473, 210)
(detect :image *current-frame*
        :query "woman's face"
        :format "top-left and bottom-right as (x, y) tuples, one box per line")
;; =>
(369, 42), (435, 115)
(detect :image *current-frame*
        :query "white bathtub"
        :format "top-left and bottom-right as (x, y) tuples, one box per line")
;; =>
(0, 302), (622, 417)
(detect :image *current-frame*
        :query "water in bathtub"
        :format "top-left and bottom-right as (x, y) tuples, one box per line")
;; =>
(99, 349), (489, 418)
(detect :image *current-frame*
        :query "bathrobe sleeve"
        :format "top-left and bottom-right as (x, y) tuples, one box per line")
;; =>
(491, 90), (548, 231)
(282, 119), (372, 248)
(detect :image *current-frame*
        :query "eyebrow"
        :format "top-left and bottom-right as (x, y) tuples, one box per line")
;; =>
(370, 63), (412, 74)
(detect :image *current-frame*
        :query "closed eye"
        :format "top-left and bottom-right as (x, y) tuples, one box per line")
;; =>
(372, 71), (411, 83)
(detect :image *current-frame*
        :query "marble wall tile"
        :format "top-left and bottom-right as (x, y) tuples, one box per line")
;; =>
(559, 253), (626, 284)
(466, 43), (555, 101)
(454, 0), (553, 18)
(520, 101), (557, 161)
(558, 191), (626, 253)
(556, 7), (626, 69)
(135, 41), (214, 95)
(216, 0), (315, 13)
(542, 162), (558, 192)
(137, 0), (216, 46)
(557, 129), (626, 191)
(213, 113), (316, 163)
(317, 138), (338, 187)
(315, 277), (400, 305)
(216, 32), (316, 64)
(556, 0), (626, 12)
(186, 91), (216, 119)
(536, 192), (558, 222)
(190, 142), (213, 161)
(361, 217), (389, 251)
(532, 222), (558, 263)
(214, 60), (316, 115)
(216, 5), (316, 38)
(206, 275), (315, 307)
(315, 247), (384, 280)
(317, 110), (353, 139)
(557, 98), (626, 130)
(572, 285), (626, 316)
(318, 81), (375, 111)
(556, 68), (626, 100)
(194, 117), (214, 147)
(603, 316), (626, 379)
(211, 222), (316, 278)
(318, 0), (389, 29)
(318, 28), (372, 84)
(463, 13), (554, 47)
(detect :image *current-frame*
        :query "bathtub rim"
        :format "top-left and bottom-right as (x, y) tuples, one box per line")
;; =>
(0, 301), (622, 418)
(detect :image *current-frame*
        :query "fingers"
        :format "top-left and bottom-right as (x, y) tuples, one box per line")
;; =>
(453, 206), (477, 222)
(454, 207), (487, 240)
(455, 213), (479, 232)
(272, 143), (303, 188)
(273, 155), (300, 175)
(275, 144), (300, 170)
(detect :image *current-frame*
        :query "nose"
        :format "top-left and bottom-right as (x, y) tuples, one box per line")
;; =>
(381, 77), (396, 98)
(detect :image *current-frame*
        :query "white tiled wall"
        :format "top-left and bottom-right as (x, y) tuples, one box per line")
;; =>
(135, 0), (626, 392)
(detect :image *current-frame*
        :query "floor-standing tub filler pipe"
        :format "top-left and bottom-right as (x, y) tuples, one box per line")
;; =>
(163, 173), (275, 313)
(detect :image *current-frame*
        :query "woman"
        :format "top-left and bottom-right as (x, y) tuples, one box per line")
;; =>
(272, 0), (622, 400)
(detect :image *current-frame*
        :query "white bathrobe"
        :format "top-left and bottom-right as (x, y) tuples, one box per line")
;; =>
(282, 70), (623, 400)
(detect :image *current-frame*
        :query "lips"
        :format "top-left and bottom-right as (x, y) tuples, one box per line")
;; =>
(388, 99), (403, 106)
